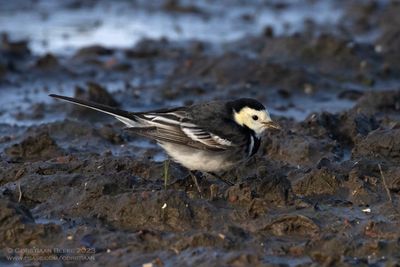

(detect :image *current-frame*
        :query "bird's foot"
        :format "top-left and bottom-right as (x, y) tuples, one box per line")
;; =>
(189, 171), (204, 198)
(208, 172), (234, 186)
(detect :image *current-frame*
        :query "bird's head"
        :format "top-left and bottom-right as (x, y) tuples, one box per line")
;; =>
(229, 98), (280, 137)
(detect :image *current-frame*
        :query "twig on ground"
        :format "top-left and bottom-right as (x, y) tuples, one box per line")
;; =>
(164, 159), (170, 190)
(17, 181), (22, 203)
(378, 163), (392, 203)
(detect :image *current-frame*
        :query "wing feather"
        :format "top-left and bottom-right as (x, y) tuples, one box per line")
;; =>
(132, 113), (234, 150)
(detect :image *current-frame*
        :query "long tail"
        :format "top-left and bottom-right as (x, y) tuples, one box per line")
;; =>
(49, 94), (138, 127)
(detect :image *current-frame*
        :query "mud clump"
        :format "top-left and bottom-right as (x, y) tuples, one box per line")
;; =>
(262, 214), (320, 237)
(73, 45), (114, 59)
(163, 0), (203, 14)
(65, 82), (120, 118)
(302, 111), (379, 146)
(0, 199), (61, 248)
(260, 33), (380, 81)
(0, 33), (30, 58)
(35, 53), (59, 69)
(354, 90), (400, 115)
(84, 82), (119, 107)
(4, 132), (64, 162)
(292, 167), (345, 197)
(352, 128), (400, 163)
(264, 130), (340, 166)
(76, 190), (204, 231)
(169, 53), (313, 92)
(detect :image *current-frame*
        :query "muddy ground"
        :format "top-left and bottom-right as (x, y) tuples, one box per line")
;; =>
(1, 0), (400, 266)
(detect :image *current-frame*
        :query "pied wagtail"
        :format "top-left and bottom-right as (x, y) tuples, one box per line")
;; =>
(50, 94), (280, 189)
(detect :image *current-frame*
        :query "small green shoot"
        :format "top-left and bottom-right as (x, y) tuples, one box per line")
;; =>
(163, 159), (170, 190)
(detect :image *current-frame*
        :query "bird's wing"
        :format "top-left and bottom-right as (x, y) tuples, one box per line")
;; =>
(131, 112), (234, 151)
(50, 94), (234, 151)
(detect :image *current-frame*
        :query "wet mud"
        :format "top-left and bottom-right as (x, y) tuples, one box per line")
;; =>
(1, 0), (400, 266)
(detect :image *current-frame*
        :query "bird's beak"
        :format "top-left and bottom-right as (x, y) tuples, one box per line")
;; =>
(263, 121), (281, 130)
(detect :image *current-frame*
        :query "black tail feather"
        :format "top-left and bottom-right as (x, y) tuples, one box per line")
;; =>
(49, 94), (134, 119)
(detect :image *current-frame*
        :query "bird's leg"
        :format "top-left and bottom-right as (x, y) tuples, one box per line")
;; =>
(208, 172), (234, 186)
(189, 171), (203, 197)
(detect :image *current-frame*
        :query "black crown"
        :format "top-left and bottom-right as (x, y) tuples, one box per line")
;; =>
(228, 98), (265, 112)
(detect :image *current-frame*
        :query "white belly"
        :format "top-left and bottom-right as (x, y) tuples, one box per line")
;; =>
(159, 142), (235, 172)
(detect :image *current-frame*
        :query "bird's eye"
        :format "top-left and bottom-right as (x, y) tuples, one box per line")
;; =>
(252, 115), (258, 121)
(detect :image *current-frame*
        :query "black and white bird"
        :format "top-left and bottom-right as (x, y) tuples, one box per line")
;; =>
(50, 94), (280, 186)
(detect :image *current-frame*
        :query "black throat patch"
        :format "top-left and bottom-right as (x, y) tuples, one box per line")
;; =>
(239, 124), (260, 157)
(247, 133), (261, 157)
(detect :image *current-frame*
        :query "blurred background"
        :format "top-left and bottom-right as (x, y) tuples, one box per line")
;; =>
(2, 0), (398, 126)
(1, 0), (342, 55)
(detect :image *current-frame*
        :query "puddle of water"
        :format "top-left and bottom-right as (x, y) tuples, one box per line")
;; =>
(0, 1), (347, 127)
(0, 79), (158, 126)
(35, 218), (65, 225)
(263, 255), (312, 267)
(0, 1), (342, 55)
(152, 151), (167, 162)
(0, 82), (72, 126)
(110, 139), (166, 162)
(270, 94), (355, 121)
(1, 1), (391, 127)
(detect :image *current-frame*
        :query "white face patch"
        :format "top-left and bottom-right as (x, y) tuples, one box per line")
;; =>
(233, 107), (272, 136)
